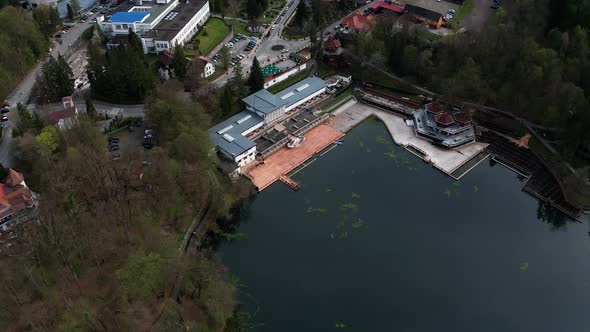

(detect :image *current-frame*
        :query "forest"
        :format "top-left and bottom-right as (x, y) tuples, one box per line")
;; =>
(346, 0), (590, 160)
(0, 81), (252, 331)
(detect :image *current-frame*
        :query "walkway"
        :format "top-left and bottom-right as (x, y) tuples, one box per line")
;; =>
(330, 101), (489, 175)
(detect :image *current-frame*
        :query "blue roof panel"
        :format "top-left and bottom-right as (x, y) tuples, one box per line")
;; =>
(110, 12), (150, 23)
(242, 77), (326, 115)
(208, 111), (264, 157)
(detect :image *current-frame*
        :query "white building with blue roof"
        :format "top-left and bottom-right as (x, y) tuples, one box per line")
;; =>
(209, 111), (264, 168)
(242, 77), (326, 124)
(209, 77), (327, 171)
(97, 0), (209, 54)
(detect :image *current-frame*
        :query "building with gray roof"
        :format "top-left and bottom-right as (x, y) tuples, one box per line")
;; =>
(242, 77), (326, 123)
(208, 111), (264, 168)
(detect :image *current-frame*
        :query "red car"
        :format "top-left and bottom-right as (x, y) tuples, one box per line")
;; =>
(244, 47), (251, 52)
(324, 31), (331, 36)
(1, 116), (8, 122)
(1, 101), (9, 108)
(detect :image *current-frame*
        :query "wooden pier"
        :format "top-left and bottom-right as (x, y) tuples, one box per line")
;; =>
(279, 175), (301, 191)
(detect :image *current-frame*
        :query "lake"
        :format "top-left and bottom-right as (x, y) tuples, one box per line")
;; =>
(220, 119), (590, 332)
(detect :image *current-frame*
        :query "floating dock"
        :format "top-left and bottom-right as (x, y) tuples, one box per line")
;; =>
(279, 175), (301, 191)
(247, 124), (344, 191)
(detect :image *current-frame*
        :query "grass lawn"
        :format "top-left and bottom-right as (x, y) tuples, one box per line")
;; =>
(267, 67), (313, 93)
(192, 18), (230, 55)
(455, 0), (474, 20)
(227, 20), (251, 37)
(146, 54), (159, 68)
(319, 88), (353, 111)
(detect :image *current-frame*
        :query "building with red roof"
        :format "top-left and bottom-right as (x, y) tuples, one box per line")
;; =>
(413, 100), (476, 148)
(370, 1), (404, 14)
(0, 169), (38, 233)
(324, 36), (342, 55)
(46, 96), (79, 130)
(342, 11), (375, 32)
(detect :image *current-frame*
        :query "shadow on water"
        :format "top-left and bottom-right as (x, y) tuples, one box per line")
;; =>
(205, 195), (258, 251)
(536, 201), (571, 231)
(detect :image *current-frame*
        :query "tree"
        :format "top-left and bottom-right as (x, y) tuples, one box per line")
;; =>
(247, 0), (260, 19)
(172, 44), (189, 79)
(33, 5), (62, 37)
(70, 0), (81, 18)
(293, 1), (310, 28)
(219, 85), (235, 116)
(40, 54), (74, 102)
(221, 46), (231, 69)
(247, 57), (264, 93)
(84, 93), (97, 119)
(36, 125), (61, 153)
(67, 3), (74, 20)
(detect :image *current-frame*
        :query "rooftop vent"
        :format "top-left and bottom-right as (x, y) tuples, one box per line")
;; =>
(236, 114), (252, 124)
(217, 125), (233, 134)
(223, 134), (235, 142)
(281, 91), (294, 100)
(296, 83), (309, 92)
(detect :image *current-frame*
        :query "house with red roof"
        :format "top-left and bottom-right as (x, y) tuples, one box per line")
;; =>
(46, 96), (79, 130)
(324, 36), (342, 55)
(342, 11), (375, 32)
(0, 169), (39, 233)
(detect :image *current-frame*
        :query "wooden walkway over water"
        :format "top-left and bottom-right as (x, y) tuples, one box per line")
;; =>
(279, 175), (301, 191)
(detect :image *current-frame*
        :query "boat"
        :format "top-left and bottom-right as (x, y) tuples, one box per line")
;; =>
(335, 139), (344, 146)
(287, 135), (305, 148)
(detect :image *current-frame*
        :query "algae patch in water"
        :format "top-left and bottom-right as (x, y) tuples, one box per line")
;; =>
(351, 192), (361, 199)
(352, 218), (364, 229)
(340, 203), (359, 212)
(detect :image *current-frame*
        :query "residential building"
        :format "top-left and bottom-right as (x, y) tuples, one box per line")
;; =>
(97, 0), (210, 54)
(413, 101), (475, 148)
(324, 36), (342, 55)
(247, 19), (263, 32)
(404, 4), (443, 29)
(46, 96), (79, 130)
(196, 56), (215, 78)
(342, 11), (375, 32)
(0, 169), (39, 233)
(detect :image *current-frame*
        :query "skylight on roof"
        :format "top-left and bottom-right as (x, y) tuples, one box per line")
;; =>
(236, 114), (252, 124)
(281, 92), (295, 100)
(223, 134), (235, 142)
(217, 125), (233, 134)
(296, 83), (309, 92)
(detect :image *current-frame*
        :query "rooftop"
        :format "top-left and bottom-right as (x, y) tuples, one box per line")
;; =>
(110, 11), (150, 23)
(370, 1), (404, 13)
(404, 4), (443, 22)
(144, 0), (208, 41)
(46, 107), (77, 124)
(342, 11), (375, 32)
(0, 169), (36, 222)
(242, 77), (326, 115)
(208, 110), (264, 157)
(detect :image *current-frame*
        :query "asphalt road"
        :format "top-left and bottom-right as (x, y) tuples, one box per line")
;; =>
(0, 15), (98, 168)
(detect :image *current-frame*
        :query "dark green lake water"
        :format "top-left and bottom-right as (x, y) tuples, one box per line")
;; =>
(221, 120), (590, 332)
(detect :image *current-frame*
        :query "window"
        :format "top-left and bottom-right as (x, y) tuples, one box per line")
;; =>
(115, 24), (122, 29)
(123, 24), (128, 29)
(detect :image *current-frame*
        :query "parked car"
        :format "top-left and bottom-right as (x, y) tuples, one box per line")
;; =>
(2, 101), (11, 108)
(111, 152), (121, 160)
(1, 107), (9, 114)
(108, 136), (120, 143)
(1, 116), (8, 122)
(109, 144), (119, 151)
(244, 47), (251, 52)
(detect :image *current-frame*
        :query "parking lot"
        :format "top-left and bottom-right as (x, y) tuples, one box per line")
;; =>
(106, 125), (153, 161)
(211, 34), (260, 68)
